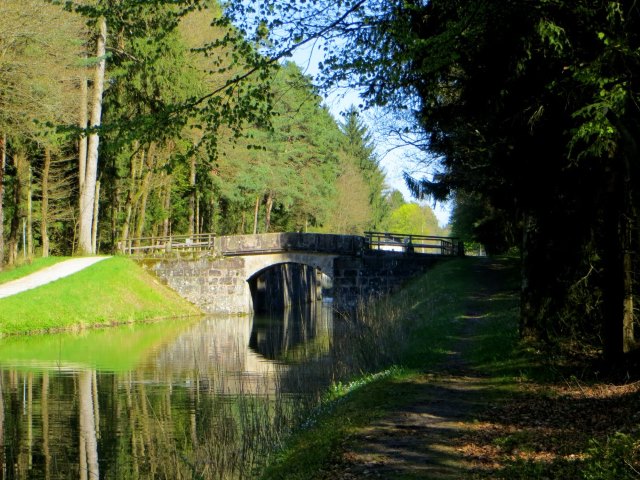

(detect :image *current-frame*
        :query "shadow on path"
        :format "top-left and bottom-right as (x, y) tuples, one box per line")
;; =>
(326, 259), (512, 479)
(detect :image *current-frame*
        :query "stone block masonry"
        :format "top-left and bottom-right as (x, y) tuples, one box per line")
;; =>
(149, 256), (252, 314)
(142, 233), (450, 314)
(333, 251), (441, 308)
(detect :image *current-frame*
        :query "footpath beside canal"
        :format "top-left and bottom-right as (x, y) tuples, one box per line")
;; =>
(261, 257), (640, 480)
(0, 256), (110, 299)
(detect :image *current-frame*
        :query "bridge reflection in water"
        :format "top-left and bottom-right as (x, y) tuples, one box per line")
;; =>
(0, 304), (337, 479)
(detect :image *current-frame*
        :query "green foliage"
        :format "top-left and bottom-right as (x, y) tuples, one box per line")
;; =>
(583, 433), (640, 480)
(451, 191), (515, 254)
(1, 0), (393, 265)
(221, 0), (640, 357)
(339, 107), (388, 229)
(382, 202), (442, 236)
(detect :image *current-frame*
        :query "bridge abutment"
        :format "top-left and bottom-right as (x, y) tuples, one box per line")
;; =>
(149, 256), (252, 314)
(333, 252), (441, 308)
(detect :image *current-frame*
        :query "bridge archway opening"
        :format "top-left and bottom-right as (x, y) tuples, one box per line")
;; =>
(248, 262), (333, 314)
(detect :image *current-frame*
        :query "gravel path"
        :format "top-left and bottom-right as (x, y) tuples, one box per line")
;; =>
(0, 257), (111, 299)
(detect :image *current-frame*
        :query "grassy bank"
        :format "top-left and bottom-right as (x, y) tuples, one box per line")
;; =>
(0, 256), (202, 335)
(260, 256), (508, 479)
(259, 256), (640, 480)
(0, 256), (70, 285)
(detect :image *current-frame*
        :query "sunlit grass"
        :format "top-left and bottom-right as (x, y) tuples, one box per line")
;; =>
(0, 256), (70, 285)
(0, 256), (203, 335)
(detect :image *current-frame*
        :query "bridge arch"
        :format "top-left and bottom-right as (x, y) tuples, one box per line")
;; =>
(241, 252), (337, 281)
(243, 254), (337, 313)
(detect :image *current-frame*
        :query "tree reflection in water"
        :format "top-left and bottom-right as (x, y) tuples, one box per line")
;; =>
(0, 303), (345, 479)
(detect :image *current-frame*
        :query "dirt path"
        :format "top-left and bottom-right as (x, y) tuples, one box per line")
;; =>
(326, 260), (506, 479)
(0, 256), (110, 299)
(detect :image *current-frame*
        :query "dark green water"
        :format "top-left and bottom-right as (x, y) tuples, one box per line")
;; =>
(0, 304), (337, 479)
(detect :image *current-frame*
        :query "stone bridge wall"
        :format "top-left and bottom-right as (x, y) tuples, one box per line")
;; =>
(333, 251), (441, 308)
(143, 233), (447, 314)
(148, 256), (250, 314)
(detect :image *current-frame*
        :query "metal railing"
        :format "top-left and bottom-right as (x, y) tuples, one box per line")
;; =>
(121, 232), (464, 256)
(364, 231), (464, 256)
(118, 233), (215, 255)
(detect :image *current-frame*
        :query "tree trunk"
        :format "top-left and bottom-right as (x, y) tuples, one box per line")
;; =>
(620, 128), (638, 354)
(27, 165), (33, 258)
(208, 195), (216, 233)
(134, 171), (151, 241)
(253, 196), (260, 234)
(41, 147), (51, 257)
(78, 17), (107, 255)
(601, 123), (639, 359)
(78, 370), (99, 480)
(91, 180), (100, 254)
(42, 373), (50, 479)
(188, 155), (196, 237)
(265, 191), (274, 232)
(602, 208), (625, 361)
(111, 184), (119, 253)
(519, 213), (542, 340)
(119, 150), (140, 252)
(0, 133), (5, 269)
(7, 152), (25, 265)
(79, 63), (88, 196)
(162, 175), (171, 237)
(196, 194), (200, 235)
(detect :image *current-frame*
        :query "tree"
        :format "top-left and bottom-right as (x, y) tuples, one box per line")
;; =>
(216, 0), (640, 360)
(339, 106), (388, 230)
(0, 0), (85, 263)
(78, 15), (106, 255)
(324, 158), (372, 234)
(214, 62), (342, 234)
(383, 201), (444, 237)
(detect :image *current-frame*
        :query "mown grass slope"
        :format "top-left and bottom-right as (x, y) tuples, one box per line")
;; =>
(0, 256), (202, 335)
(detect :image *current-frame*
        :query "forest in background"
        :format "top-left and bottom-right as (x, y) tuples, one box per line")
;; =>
(211, 0), (640, 364)
(0, 0), (447, 265)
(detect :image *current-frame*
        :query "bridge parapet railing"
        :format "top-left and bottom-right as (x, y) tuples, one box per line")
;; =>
(364, 231), (464, 256)
(217, 232), (364, 256)
(119, 233), (215, 255)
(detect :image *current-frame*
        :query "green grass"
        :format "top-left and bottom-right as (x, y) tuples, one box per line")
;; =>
(0, 256), (70, 285)
(260, 256), (517, 480)
(260, 368), (421, 480)
(0, 256), (203, 335)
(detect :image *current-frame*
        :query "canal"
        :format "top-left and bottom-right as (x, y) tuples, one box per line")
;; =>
(0, 303), (356, 479)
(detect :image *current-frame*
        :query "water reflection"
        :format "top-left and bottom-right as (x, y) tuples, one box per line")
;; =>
(250, 303), (332, 362)
(0, 304), (336, 479)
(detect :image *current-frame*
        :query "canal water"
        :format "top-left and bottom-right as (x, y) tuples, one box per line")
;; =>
(0, 304), (350, 479)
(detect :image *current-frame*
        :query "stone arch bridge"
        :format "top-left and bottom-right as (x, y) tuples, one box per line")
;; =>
(136, 232), (463, 314)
